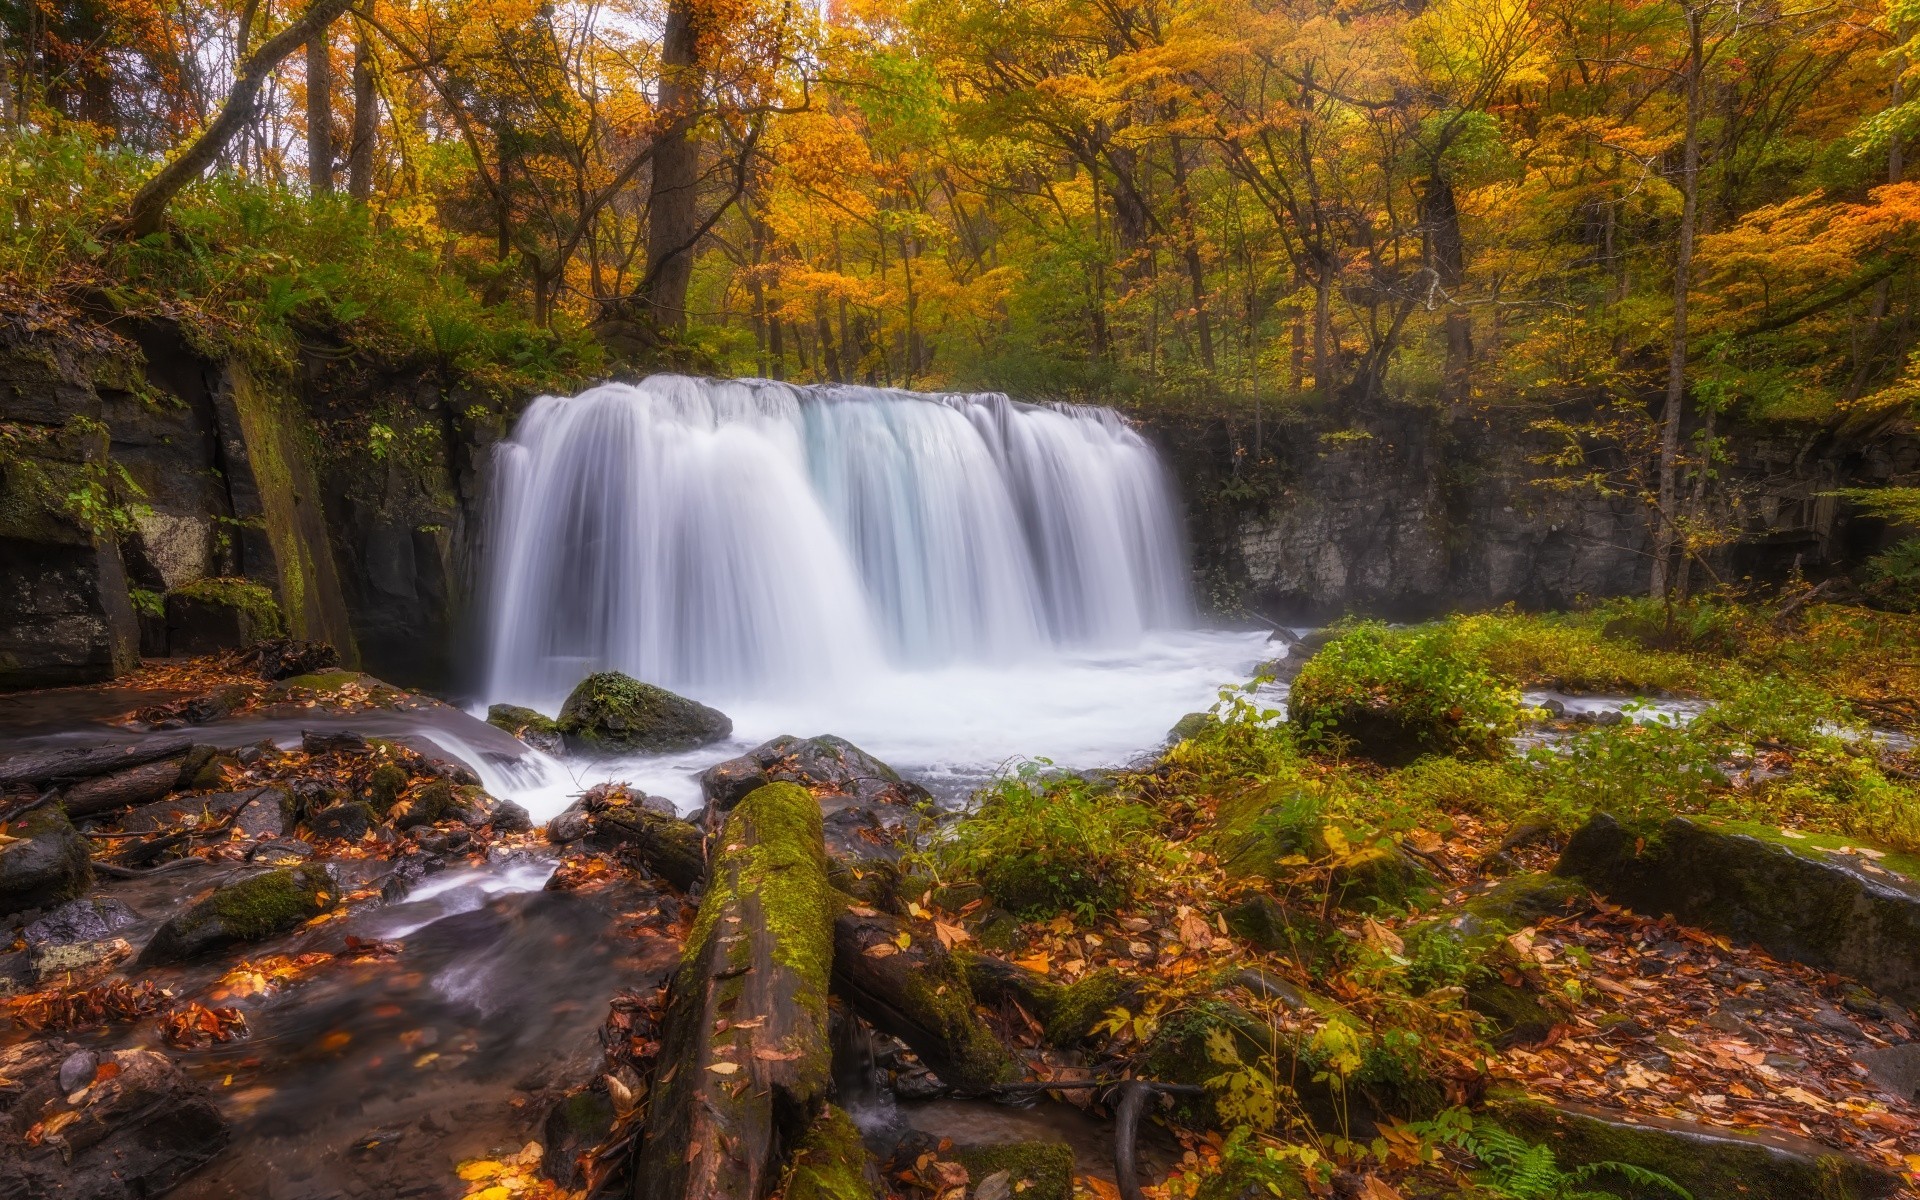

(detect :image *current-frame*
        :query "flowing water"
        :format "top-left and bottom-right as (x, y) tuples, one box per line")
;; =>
(476, 375), (1269, 816)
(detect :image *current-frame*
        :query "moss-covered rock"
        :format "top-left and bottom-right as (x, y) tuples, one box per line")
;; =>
(1167, 711), (1218, 744)
(1223, 895), (1350, 977)
(1286, 622), (1520, 765)
(1556, 813), (1920, 1005)
(558, 671), (732, 753)
(1459, 872), (1589, 932)
(165, 576), (284, 653)
(0, 805), (93, 917)
(833, 909), (1017, 1091)
(1488, 1091), (1901, 1200)
(139, 863), (337, 964)
(1466, 982), (1558, 1049)
(392, 778), (458, 829)
(1191, 1152), (1312, 1200)
(1211, 784), (1329, 882)
(1328, 844), (1436, 913)
(304, 800), (374, 840)
(1044, 968), (1135, 1045)
(364, 763), (408, 815)
(273, 668), (363, 694)
(783, 1105), (885, 1200)
(486, 703), (564, 754)
(950, 1143), (1074, 1200)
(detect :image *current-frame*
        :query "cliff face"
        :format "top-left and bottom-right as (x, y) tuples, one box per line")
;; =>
(3, 322), (1915, 695)
(1140, 400), (1920, 623)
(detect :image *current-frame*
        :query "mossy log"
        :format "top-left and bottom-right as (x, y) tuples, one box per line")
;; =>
(590, 805), (708, 893)
(0, 736), (196, 791)
(831, 909), (1016, 1092)
(630, 783), (834, 1200)
(782, 1105), (886, 1200)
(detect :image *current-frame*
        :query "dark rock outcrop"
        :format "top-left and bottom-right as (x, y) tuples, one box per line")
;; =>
(486, 703), (564, 754)
(139, 863), (338, 964)
(557, 671), (732, 754)
(1555, 814), (1920, 1005)
(0, 806), (93, 918)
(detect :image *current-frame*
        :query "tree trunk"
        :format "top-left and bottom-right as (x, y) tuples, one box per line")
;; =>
(346, 23), (377, 201)
(1169, 131), (1215, 374)
(306, 26), (334, 194)
(830, 908), (1016, 1093)
(106, 0), (358, 240)
(640, 0), (705, 332)
(1422, 174), (1470, 401)
(63, 758), (188, 819)
(0, 736), (196, 791)
(630, 783), (832, 1200)
(1650, 6), (1705, 599)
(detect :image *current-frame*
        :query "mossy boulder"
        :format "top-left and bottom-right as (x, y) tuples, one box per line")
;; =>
(1459, 872), (1589, 932)
(272, 669), (364, 695)
(558, 671), (732, 753)
(1488, 1091), (1900, 1200)
(1223, 894), (1350, 978)
(139, 863), (337, 964)
(304, 800), (375, 840)
(1211, 784), (1329, 881)
(783, 1105), (885, 1200)
(1286, 622), (1520, 765)
(1167, 711), (1218, 744)
(363, 763), (408, 815)
(0, 805), (93, 917)
(1556, 813), (1920, 1005)
(1192, 1154), (1312, 1200)
(486, 703), (565, 754)
(165, 576), (284, 654)
(950, 1143), (1074, 1200)
(1328, 844), (1436, 913)
(1466, 982), (1558, 1049)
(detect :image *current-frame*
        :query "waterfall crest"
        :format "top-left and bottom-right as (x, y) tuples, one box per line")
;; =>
(479, 375), (1191, 705)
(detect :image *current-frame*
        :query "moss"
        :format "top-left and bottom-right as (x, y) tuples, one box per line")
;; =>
(898, 951), (1018, 1090)
(170, 576), (285, 639)
(971, 907), (1027, 952)
(1211, 782), (1328, 882)
(1466, 982), (1557, 1049)
(557, 671), (732, 752)
(202, 863), (335, 937)
(685, 782), (835, 1038)
(487, 703), (560, 737)
(1192, 1152), (1312, 1200)
(1459, 873), (1589, 932)
(783, 1106), (883, 1200)
(1044, 968), (1131, 1045)
(394, 779), (457, 829)
(1328, 844), (1435, 914)
(1223, 895), (1351, 978)
(187, 753), (240, 790)
(274, 668), (363, 694)
(1488, 1090), (1899, 1200)
(365, 763), (409, 815)
(950, 1143), (1074, 1200)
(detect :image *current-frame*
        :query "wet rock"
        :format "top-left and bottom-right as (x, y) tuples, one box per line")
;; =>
(138, 863), (338, 965)
(165, 576), (284, 654)
(0, 1042), (229, 1199)
(557, 671), (732, 754)
(1467, 982), (1558, 1048)
(179, 682), (253, 725)
(546, 802), (592, 845)
(486, 704), (565, 755)
(1166, 711), (1217, 743)
(379, 854), (429, 901)
(785, 1105), (885, 1200)
(1556, 813), (1920, 1005)
(1489, 1091), (1900, 1200)
(239, 637), (339, 681)
(701, 734), (929, 813)
(363, 763), (409, 816)
(587, 802), (706, 893)
(233, 789), (290, 839)
(392, 780), (529, 832)
(302, 728), (370, 755)
(1858, 1043), (1920, 1102)
(22, 897), (140, 948)
(306, 800), (375, 840)
(0, 805), (93, 917)
(118, 786), (264, 833)
(541, 1088), (614, 1190)
(30, 937), (133, 983)
(248, 837), (314, 865)
(466, 789), (532, 833)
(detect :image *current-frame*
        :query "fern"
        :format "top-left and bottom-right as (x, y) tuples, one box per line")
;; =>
(1411, 1110), (1691, 1200)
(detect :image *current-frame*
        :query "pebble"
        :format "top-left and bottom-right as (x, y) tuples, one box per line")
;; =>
(58, 1049), (99, 1094)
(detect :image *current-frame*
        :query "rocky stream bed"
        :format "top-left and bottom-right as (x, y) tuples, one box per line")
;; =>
(3, 640), (1919, 1200)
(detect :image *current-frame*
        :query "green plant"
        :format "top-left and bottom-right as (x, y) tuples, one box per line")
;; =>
(1863, 539), (1920, 612)
(1289, 623), (1523, 764)
(935, 761), (1155, 918)
(1526, 720), (1723, 828)
(1413, 1109), (1689, 1200)
(1694, 674), (1856, 750)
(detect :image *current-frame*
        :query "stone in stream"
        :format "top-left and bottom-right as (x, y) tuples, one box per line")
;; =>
(138, 863), (338, 965)
(1488, 1091), (1900, 1200)
(163, 576), (284, 654)
(782, 1105), (886, 1200)
(1556, 813), (1920, 1005)
(486, 703), (565, 755)
(0, 1041), (229, 1199)
(950, 1144), (1074, 1200)
(699, 735), (929, 878)
(22, 897), (140, 949)
(630, 782), (834, 1200)
(0, 805), (93, 918)
(305, 800), (376, 840)
(557, 671), (732, 754)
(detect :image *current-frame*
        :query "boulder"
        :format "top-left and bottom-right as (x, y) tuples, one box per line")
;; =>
(237, 637), (338, 680)
(164, 576), (284, 654)
(30, 937), (133, 983)
(138, 863), (337, 965)
(390, 780), (529, 832)
(950, 1144), (1074, 1200)
(486, 704), (565, 755)
(1556, 814), (1920, 1005)
(22, 898), (140, 949)
(0, 1043), (229, 1199)
(699, 734), (929, 865)
(305, 800), (375, 840)
(0, 805), (93, 917)
(557, 671), (732, 753)
(1489, 1092), (1900, 1200)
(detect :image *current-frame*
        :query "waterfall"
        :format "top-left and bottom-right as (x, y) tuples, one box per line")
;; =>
(479, 374), (1192, 706)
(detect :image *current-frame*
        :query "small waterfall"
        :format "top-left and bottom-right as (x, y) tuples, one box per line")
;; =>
(479, 375), (1191, 706)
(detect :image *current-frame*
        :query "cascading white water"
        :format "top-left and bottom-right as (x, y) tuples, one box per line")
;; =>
(479, 375), (1194, 706)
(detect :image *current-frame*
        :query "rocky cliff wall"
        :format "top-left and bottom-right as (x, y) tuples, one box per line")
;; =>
(1141, 399), (1920, 623)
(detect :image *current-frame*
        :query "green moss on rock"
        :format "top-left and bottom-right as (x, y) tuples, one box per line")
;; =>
(784, 1106), (884, 1200)
(950, 1143), (1074, 1200)
(140, 863), (337, 964)
(488, 703), (560, 738)
(558, 671), (732, 753)
(1223, 894), (1351, 978)
(1192, 1152), (1312, 1200)
(365, 763), (408, 815)
(1288, 622), (1521, 765)
(1045, 968), (1133, 1045)
(0, 804), (93, 917)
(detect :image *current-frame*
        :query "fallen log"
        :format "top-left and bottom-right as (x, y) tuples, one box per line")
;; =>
(831, 909), (1017, 1093)
(630, 782), (835, 1200)
(590, 805), (707, 894)
(62, 757), (192, 819)
(0, 737), (197, 791)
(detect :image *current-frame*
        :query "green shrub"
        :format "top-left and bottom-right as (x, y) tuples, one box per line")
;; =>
(1863, 539), (1920, 613)
(936, 763), (1155, 919)
(1388, 756), (1533, 825)
(1740, 753), (1920, 857)
(1526, 721), (1723, 828)
(1289, 622), (1522, 764)
(1449, 610), (1703, 694)
(1693, 674), (1856, 750)
(1596, 595), (1747, 658)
